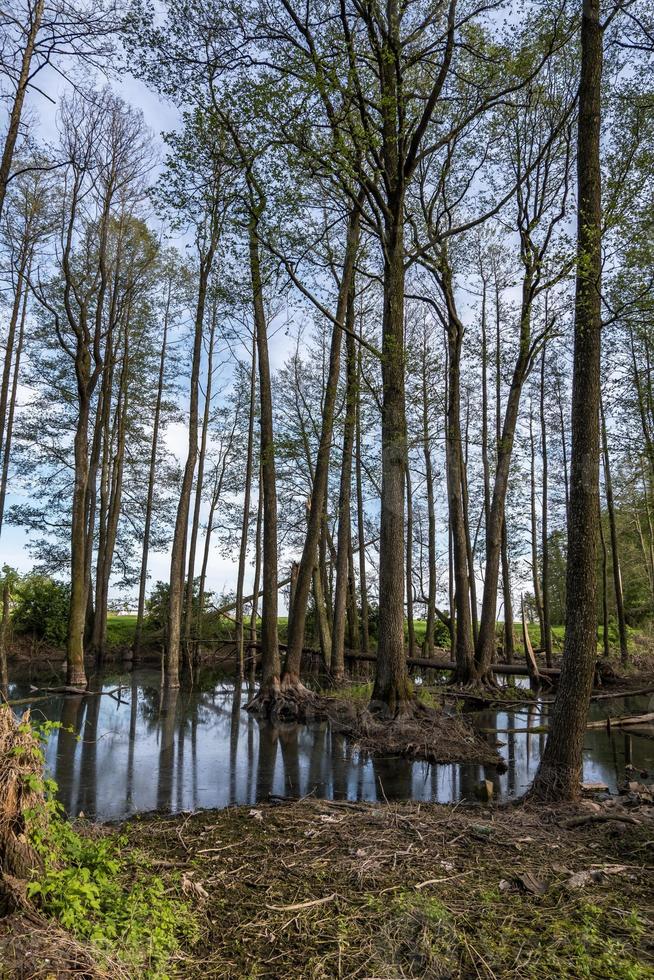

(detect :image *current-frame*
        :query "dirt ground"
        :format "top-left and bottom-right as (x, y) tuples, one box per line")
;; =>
(2, 795), (652, 979)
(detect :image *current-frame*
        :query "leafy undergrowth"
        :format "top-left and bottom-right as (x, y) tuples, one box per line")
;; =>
(26, 819), (198, 977)
(115, 799), (654, 979)
(0, 718), (198, 979)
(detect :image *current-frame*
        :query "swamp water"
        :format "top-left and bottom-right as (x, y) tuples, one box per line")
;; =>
(9, 668), (654, 822)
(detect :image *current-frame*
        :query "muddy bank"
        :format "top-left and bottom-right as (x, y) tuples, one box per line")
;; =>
(2, 794), (652, 978)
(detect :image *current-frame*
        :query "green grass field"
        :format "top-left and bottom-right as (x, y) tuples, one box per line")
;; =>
(105, 614), (139, 647)
(105, 612), (630, 659)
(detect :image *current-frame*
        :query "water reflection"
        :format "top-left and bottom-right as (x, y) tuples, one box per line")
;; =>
(9, 670), (654, 822)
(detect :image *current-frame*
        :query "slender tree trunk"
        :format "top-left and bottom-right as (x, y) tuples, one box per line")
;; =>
(406, 463), (416, 658)
(0, 0), (45, 223)
(133, 294), (169, 662)
(540, 345), (553, 668)
(332, 287), (357, 681)
(599, 503), (610, 660)
(346, 540), (359, 653)
(421, 332), (437, 657)
(0, 247), (28, 457)
(460, 449), (478, 646)
(496, 283), (514, 662)
(92, 329), (130, 660)
(355, 337), (370, 654)
(557, 376), (571, 524)
(475, 272), (534, 679)
(442, 262), (474, 682)
(0, 578), (9, 695)
(312, 558), (332, 668)
(501, 517), (514, 662)
(481, 281), (491, 551)
(249, 217), (280, 698)
(283, 209), (359, 688)
(600, 395), (628, 663)
(529, 410), (545, 643)
(249, 466), (263, 684)
(198, 422), (237, 633)
(68, 389), (91, 688)
(235, 333), (258, 678)
(167, 250), (214, 687)
(0, 255), (29, 539)
(183, 308), (217, 665)
(531, 0), (603, 801)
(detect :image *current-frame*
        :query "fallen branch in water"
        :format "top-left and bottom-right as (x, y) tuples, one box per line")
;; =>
(586, 712), (654, 730)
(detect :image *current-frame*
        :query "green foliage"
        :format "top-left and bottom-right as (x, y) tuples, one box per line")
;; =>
(12, 574), (70, 646)
(22, 722), (198, 978)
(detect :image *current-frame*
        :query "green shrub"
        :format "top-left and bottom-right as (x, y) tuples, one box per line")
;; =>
(12, 574), (70, 646)
(23, 721), (198, 978)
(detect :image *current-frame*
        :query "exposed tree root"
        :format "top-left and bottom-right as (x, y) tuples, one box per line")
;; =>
(246, 679), (323, 723)
(326, 696), (504, 768)
(525, 762), (582, 804)
(245, 683), (502, 767)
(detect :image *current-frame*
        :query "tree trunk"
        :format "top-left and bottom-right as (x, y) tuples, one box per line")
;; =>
(92, 327), (130, 660)
(249, 465), (263, 684)
(283, 208), (359, 688)
(133, 290), (170, 662)
(371, 203), (412, 714)
(442, 260), (474, 682)
(501, 517), (514, 663)
(235, 332), (258, 678)
(531, 0), (603, 801)
(497, 282), (514, 662)
(0, 255), (29, 539)
(405, 463), (416, 658)
(249, 217), (280, 697)
(167, 250), (213, 687)
(540, 344), (553, 668)
(0, 0), (45, 223)
(355, 337), (370, 654)
(600, 395), (628, 663)
(599, 502), (610, 660)
(529, 410), (545, 643)
(198, 422), (237, 634)
(183, 306), (217, 668)
(475, 272), (534, 680)
(0, 579), (9, 695)
(421, 331), (437, 657)
(68, 388), (91, 688)
(0, 248), (29, 461)
(332, 285), (357, 682)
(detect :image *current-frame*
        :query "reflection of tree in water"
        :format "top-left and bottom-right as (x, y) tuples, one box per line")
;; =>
(255, 718), (278, 800)
(55, 695), (84, 815)
(229, 685), (241, 802)
(330, 729), (348, 799)
(371, 753), (414, 801)
(78, 687), (101, 818)
(126, 671), (139, 811)
(157, 686), (179, 811)
(278, 723), (301, 797)
(307, 721), (329, 796)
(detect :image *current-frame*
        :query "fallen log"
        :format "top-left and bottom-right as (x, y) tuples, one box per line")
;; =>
(586, 712), (654, 730)
(245, 641), (562, 679)
(343, 649), (561, 678)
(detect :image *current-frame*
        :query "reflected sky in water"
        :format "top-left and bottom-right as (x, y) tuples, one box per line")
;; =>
(9, 669), (654, 822)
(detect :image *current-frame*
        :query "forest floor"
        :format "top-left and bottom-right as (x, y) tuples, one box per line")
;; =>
(2, 792), (653, 979)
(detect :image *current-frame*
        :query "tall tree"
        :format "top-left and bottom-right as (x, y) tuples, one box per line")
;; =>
(531, 0), (604, 801)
